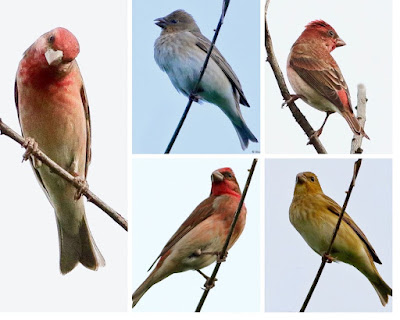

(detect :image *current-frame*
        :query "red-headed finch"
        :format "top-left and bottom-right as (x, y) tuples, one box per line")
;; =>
(154, 10), (258, 150)
(289, 172), (391, 306)
(132, 167), (246, 308)
(287, 20), (369, 139)
(15, 27), (105, 274)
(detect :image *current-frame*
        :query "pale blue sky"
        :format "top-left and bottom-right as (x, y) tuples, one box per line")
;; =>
(132, 0), (260, 154)
(132, 158), (260, 311)
(265, 159), (392, 312)
(265, 0), (392, 154)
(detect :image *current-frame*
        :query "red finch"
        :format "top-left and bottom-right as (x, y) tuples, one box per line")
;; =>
(16, 27), (105, 274)
(290, 172), (391, 306)
(287, 20), (369, 139)
(132, 167), (246, 308)
(154, 10), (258, 150)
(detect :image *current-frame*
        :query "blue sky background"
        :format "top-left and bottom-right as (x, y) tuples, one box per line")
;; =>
(265, 0), (392, 154)
(132, 158), (260, 311)
(265, 159), (392, 311)
(132, 0), (260, 154)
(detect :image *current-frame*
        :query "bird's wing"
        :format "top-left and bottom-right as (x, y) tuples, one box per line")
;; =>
(194, 32), (250, 107)
(79, 82), (92, 179)
(148, 195), (217, 271)
(15, 80), (50, 199)
(323, 194), (382, 264)
(289, 45), (352, 111)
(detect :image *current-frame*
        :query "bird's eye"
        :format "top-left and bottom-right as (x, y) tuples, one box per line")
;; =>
(170, 19), (178, 24)
(48, 35), (55, 44)
(328, 30), (334, 37)
(310, 176), (315, 182)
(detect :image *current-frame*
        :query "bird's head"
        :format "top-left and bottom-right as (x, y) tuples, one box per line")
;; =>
(155, 10), (200, 34)
(302, 20), (345, 52)
(210, 168), (241, 197)
(294, 171), (323, 196)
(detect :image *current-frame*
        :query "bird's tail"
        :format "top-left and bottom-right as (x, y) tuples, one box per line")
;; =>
(232, 121), (258, 150)
(370, 276), (392, 306)
(342, 111), (370, 140)
(57, 213), (105, 275)
(132, 268), (163, 308)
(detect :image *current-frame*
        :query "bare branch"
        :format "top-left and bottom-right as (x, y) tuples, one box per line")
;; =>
(264, 0), (327, 154)
(195, 158), (258, 312)
(300, 159), (362, 312)
(165, 0), (232, 154)
(0, 118), (128, 231)
(351, 84), (367, 154)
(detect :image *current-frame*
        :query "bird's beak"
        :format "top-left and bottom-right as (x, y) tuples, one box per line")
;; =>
(296, 173), (306, 184)
(155, 17), (168, 29)
(45, 48), (63, 66)
(211, 170), (224, 183)
(336, 37), (346, 47)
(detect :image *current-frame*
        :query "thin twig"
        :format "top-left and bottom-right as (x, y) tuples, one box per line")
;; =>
(164, 0), (231, 154)
(195, 158), (258, 312)
(300, 159), (362, 312)
(0, 118), (128, 231)
(264, 0), (327, 154)
(351, 84), (367, 154)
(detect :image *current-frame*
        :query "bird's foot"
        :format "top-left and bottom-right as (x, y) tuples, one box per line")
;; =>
(282, 94), (302, 108)
(323, 253), (334, 263)
(217, 251), (228, 263)
(192, 249), (227, 262)
(306, 129), (322, 145)
(22, 137), (39, 162)
(189, 93), (201, 103)
(197, 269), (218, 284)
(72, 175), (89, 200)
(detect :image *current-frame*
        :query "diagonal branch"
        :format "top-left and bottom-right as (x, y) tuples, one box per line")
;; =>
(164, 0), (231, 154)
(299, 159), (362, 312)
(0, 118), (127, 231)
(264, 0), (327, 154)
(195, 158), (257, 312)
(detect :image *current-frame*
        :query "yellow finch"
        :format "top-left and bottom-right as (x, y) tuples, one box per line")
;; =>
(289, 172), (391, 306)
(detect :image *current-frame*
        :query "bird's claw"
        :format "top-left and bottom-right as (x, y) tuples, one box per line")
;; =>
(323, 253), (334, 263)
(217, 251), (228, 263)
(282, 94), (301, 108)
(306, 130), (322, 145)
(22, 137), (39, 162)
(73, 176), (89, 200)
(189, 93), (201, 103)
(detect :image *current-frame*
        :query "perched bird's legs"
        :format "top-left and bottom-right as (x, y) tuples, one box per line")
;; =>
(282, 94), (304, 108)
(307, 112), (332, 144)
(197, 269), (218, 289)
(22, 137), (39, 162)
(72, 174), (89, 200)
(189, 92), (201, 103)
(323, 253), (334, 263)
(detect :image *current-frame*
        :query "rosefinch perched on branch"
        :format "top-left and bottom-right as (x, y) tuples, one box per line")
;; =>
(289, 172), (391, 306)
(287, 20), (369, 140)
(15, 27), (105, 274)
(154, 10), (258, 150)
(132, 168), (246, 308)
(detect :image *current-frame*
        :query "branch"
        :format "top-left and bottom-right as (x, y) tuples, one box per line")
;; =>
(0, 118), (128, 231)
(350, 84), (367, 154)
(300, 159), (362, 312)
(264, 0), (327, 154)
(164, 0), (231, 154)
(195, 158), (258, 312)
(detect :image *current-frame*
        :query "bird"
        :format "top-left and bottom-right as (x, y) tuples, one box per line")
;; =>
(287, 20), (369, 140)
(154, 9), (258, 150)
(132, 167), (246, 308)
(15, 27), (105, 274)
(289, 171), (391, 306)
